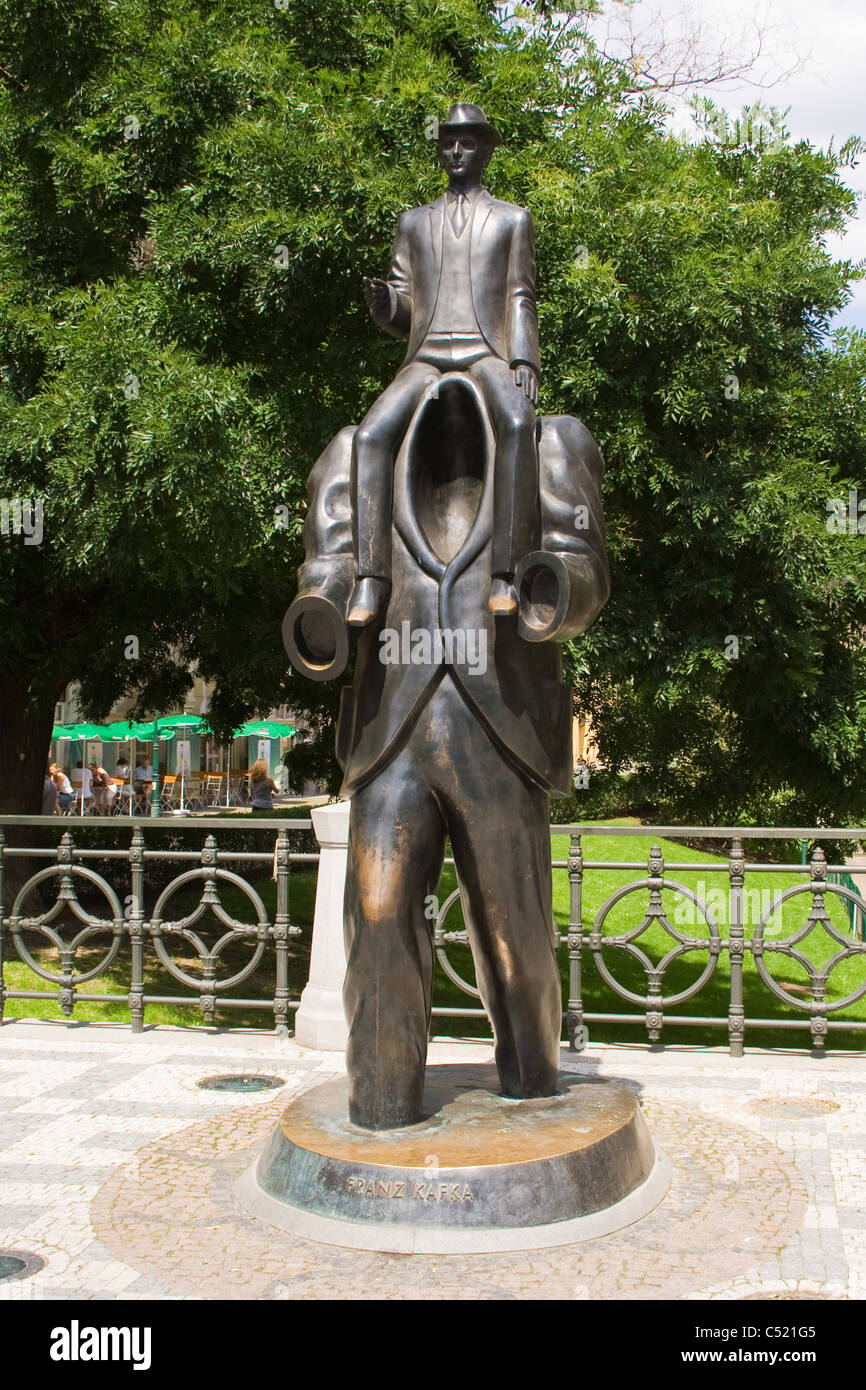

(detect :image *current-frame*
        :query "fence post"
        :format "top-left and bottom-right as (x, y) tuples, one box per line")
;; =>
(645, 844), (664, 1041)
(56, 833), (77, 1017)
(0, 827), (5, 1025)
(809, 847), (829, 1053)
(294, 801), (350, 1050)
(566, 832), (586, 1050)
(728, 836), (745, 1057)
(128, 827), (146, 1033)
(199, 835), (218, 1026)
(272, 828), (294, 1039)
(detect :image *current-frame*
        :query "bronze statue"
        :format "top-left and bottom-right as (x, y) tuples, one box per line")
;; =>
(284, 104), (609, 1130)
(349, 104), (539, 624)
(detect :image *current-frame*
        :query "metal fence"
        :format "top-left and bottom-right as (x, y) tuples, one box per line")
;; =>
(2, 816), (866, 1053)
(0, 817), (317, 1034)
(433, 826), (866, 1053)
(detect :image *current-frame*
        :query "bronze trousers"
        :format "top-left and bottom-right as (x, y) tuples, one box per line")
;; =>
(351, 340), (538, 582)
(343, 672), (562, 1129)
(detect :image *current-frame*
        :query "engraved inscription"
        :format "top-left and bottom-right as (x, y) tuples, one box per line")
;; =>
(413, 1181), (474, 1203)
(345, 1177), (406, 1198)
(344, 1175), (474, 1202)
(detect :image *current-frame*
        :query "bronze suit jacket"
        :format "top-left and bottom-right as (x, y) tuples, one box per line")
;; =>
(292, 379), (609, 798)
(383, 189), (541, 375)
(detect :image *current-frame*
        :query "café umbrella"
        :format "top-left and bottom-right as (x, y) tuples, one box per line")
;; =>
(233, 719), (298, 805)
(51, 724), (120, 808)
(107, 716), (206, 814)
(51, 714), (296, 812)
(51, 716), (205, 814)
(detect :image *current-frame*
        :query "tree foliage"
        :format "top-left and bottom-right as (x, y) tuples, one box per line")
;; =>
(0, 0), (864, 820)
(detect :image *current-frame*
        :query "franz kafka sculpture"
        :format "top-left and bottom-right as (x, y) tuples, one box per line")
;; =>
(283, 104), (610, 1130)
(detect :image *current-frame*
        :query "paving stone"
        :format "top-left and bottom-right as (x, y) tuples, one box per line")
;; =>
(0, 1022), (862, 1299)
(78, 1129), (175, 1152)
(0, 1163), (113, 1182)
(0, 1116), (57, 1142)
(0, 1202), (44, 1226)
(62, 1100), (213, 1119)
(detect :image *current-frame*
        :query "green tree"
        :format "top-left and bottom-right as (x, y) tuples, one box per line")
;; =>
(549, 96), (866, 825)
(0, 0), (864, 825)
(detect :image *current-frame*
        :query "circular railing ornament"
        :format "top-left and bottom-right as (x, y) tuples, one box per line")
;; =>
(589, 872), (722, 1011)
(6, 865), (126, 1003)
(433, 889), (481, 999)
(752, 880), (866, 1014)
(149, 867), (272, 996)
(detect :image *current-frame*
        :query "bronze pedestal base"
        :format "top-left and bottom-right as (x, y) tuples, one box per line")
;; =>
(239, 1065), (669, 1253)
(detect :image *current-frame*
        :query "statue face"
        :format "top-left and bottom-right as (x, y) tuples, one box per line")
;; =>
(437, 132), (491, 184)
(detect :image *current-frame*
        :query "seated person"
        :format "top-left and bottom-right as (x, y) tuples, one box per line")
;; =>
(249, 758), (279, 810)
(42, 768), (58, 816)
(132, 757), (153, 811)
(114, 756), (133, 799)
(348, 105), (540, 626)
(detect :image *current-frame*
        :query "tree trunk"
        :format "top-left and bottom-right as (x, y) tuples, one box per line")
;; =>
(0, 677), (56, 815)
(0, 678), (61, 925)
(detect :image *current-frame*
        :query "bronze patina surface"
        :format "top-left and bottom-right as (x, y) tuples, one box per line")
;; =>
(282, 103), (610, 1130)
(254, 1065), (656, 1231)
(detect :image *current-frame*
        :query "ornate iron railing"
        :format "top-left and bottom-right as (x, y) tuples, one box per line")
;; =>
(3, 817), (866, 1053)
(0, 817), (317, 1034)
(432, 826), (866, 1054)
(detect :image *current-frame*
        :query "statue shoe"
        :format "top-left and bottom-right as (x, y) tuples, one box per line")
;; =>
(488, 577), (518, 617)
(347, 576), (389, 627)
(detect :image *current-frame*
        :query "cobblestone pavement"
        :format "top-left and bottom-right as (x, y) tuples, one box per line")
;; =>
(0, 1020), (863, 1300)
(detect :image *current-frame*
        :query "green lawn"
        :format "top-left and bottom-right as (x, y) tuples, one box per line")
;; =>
(3, 819), (865, 1051)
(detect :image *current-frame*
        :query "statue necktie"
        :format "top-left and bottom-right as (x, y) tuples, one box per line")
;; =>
(451, 194), (468, 237)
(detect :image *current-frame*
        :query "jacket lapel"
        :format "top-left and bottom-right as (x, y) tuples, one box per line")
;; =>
(469, 189), (494, 295)
(413, 196), (446, 349)
(428, 196), (445, 279)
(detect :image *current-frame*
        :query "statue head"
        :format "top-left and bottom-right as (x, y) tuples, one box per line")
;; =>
(436, 103), (500, 187)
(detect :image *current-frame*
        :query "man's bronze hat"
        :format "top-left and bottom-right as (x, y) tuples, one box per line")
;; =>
(438, 103), (501, 148)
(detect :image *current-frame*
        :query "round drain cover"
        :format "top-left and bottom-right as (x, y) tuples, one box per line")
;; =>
(197, 1074), (285, 1093)
(748, 1097), (839, 1119)
(0, 1249), (44, 1281)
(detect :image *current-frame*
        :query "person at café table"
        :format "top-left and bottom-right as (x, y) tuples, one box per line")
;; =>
(50, 764), (74, 813)
(114, 755), (133, 798)
(131, 756), (152, 808)
(42, 766), (58, 816)
(88, 760), (113, 814)
(249, 758), (279, 810)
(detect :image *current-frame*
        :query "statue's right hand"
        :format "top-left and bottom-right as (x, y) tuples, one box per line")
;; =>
(363, 276), (392, 323)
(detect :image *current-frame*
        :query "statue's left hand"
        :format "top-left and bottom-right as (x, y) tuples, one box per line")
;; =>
(513, 364), (539, 406)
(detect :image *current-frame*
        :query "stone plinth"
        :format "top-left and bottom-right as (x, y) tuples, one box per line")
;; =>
(293, 801), (350, 1050)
